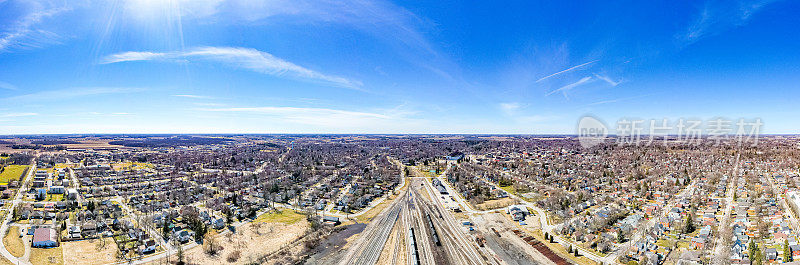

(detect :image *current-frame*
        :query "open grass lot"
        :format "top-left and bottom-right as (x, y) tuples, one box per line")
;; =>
(3, 228), (24, 257)
(3, 226), (25, 257)
(474, 197), (516, 211)
(530, 230), (599, 265)
(46, 194), (64, 202)
(144, 220), (310, 265)
(499, 184), (517, 195)
(30, 246), (64, 265)
(254, 209), (305, 224)
(111, 162), (153, 171)
(63, 238), (120, 265)
(355, 195), (395, 223)
(0, 165), (28, 184)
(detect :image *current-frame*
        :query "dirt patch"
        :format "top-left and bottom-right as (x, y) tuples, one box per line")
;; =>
(305, 223), (366, 265)
(62, 238), (120, 265)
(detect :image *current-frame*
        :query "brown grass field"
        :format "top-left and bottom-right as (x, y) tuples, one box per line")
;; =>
(62, 237), (120, 265)
(3, 228), (24, 258)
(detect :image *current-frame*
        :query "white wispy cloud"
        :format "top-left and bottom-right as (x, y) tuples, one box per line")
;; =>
(0, 81), (18, 90)
(593, 73), (622, 86)
(5, 87), (145, 101)
(679, 0), (781, 45)
(536, 60), (597, 83)
(546, 76), (594, 97)
(103, 51), (167, 63)
(172, 0), (436, 55)
(0, 113), (37, 118)
(0, 4), (69, 53)
(516, 115), (558, 123)
(102, 47), (363, 90)
(161, 0), (456, 83)
(499, 102), (521, 115)
(199, 106), (408, 127)
(193, 102), (224, 107)
(172, 94), (212, 99)
(585, 94), (652, 106)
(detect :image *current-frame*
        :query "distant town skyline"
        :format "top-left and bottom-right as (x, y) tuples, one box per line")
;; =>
(1, 0), (799, 134)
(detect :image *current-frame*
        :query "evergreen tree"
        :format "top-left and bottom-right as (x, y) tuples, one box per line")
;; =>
(162, 220), (171, 239)
(785, 239), (792, 262)
(176, 241), (185, 265)
(684, 212), (695, 234)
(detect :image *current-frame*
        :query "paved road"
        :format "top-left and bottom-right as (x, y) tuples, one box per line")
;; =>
(65, 158), (84, 204)
(711, 153), (740, 264)
(479, 174), (614, 264)
(609, 180), (697, 264)
(0, 160), (36, 265)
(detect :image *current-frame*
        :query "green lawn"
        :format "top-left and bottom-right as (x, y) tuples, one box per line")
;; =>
(676, 239), (692, 249)
(500, 184), (516, 194)
(0, 165), (28, 184)
(46, 194), (64, 201)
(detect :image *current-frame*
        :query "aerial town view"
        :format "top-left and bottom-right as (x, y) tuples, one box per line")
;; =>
(1, 1), (799, 265)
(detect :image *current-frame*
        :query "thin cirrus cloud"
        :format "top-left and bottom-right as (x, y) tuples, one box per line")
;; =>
(172, 94), (212, 99)
(678, 0), (782, 46)
(199, 106), (406, 128)
(0, 4), (69, 53)
(0, 81), (18, 90)
(4, 87), (144, 101)
(593, 73), (622, 87)
(0, 113), (37, 118)
(499, 102), (521, 115)
(546, 76), (594, 97)
(536, 60), (596, 83)
(101, 47), (364, 90)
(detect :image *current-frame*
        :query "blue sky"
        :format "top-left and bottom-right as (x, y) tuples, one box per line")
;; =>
(0, 0), (799, 134)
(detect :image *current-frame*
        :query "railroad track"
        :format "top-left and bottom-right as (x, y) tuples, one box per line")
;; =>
(408, 189), (436, 265)
(340, 193), (404, 265)
(416, 193), (478, 265)
(407, 179), (493, 265)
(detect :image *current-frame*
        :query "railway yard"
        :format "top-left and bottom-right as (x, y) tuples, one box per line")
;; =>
(340, 173), (558, 265)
